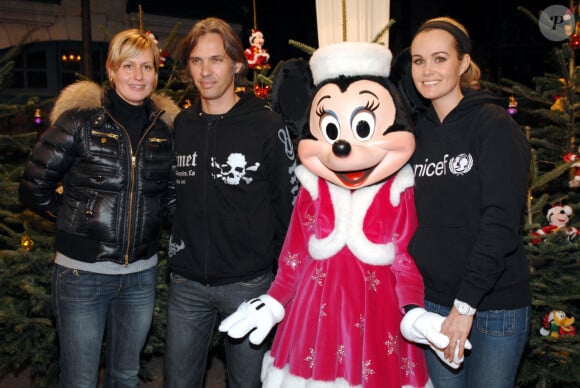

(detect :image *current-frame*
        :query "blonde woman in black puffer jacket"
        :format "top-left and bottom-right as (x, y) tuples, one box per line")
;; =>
(19, 28), (180, 387)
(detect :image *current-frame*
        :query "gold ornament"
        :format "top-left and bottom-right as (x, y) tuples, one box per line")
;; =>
(21, 234), (34, 251)
(551, 96), (566, 112)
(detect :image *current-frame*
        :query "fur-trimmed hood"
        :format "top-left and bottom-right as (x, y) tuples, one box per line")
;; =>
(49, 80), (181, 128)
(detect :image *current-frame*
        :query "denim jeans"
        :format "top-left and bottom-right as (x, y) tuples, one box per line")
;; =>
(424, 300), (531, 388)
(51, 264), (157, 388)
(164, 272), (273, 388)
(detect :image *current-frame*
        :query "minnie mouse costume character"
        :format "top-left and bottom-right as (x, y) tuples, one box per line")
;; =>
(220, 42), (456, 387)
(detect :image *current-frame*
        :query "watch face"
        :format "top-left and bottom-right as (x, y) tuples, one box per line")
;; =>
(454, 300), (471, 315)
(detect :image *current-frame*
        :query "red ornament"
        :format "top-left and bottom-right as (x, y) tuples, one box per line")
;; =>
(253, 84), (271, 99)
(570, 34), (580, 49)
(160, 49), (170, 67)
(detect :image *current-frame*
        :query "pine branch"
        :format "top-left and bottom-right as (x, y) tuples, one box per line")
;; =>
(287, 39), (316, 55)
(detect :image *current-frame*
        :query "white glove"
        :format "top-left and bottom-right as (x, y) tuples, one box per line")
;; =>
(400, 307), (472, 369)
(218, 294), (285, 345)
(430, 338), (472, 369)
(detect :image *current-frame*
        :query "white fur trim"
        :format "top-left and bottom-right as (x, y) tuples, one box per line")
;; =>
(295, 166), (414, 265)
(295, 165), (319, 200)
(309, 42), (392, 86)
(307, 180), (395, 265)
(347, 183), (395, 264)
(261, 352), (432, 388)
(262, 352), (355, 387)
(308, 180), (352, 260)
(390, 164), (415, 206)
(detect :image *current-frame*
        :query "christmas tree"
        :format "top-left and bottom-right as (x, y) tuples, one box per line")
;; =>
(484, 5), (580, 387)
(0, 35), (60, 385)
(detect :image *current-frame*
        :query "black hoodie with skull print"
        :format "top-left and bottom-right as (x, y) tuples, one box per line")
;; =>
(168, 92), (296, 285)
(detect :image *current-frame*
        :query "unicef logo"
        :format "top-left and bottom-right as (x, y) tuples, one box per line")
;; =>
(449, 153), (473, 176)
(539, 5), (575, 41)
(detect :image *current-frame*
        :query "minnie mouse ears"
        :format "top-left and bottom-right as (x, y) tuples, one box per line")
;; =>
(270, 58), (315, 139)
(390, 47), (429, 121)
(309, 42), (392, 86)
(270, 42), (401, 140)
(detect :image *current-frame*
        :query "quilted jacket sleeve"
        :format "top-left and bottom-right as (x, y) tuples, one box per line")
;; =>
(19, 112), (78, 220)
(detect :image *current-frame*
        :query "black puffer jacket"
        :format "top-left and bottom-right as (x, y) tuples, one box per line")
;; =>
(19, 81), (180, 265)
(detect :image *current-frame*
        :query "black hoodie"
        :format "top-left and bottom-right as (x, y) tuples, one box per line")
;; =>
(168, 92), (296, 285)
(409, 89), (532, 311)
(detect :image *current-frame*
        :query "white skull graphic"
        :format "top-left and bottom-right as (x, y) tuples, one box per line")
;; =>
(211, 153), (260, 185)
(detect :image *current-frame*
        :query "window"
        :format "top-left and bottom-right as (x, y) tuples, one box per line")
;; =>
(60, 49), (83, 88)
(0, 41), (108, 101)
(25, 51), (48, 89)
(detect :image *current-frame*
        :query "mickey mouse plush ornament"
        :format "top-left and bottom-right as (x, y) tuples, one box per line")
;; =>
(531, 204), (579, 244)
(220, 42), (456, 387)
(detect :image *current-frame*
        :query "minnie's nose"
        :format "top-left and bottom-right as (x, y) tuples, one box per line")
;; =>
(332, 140), (351, 158)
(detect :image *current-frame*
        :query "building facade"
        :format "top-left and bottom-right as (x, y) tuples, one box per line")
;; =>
(0, 0), (201, 101)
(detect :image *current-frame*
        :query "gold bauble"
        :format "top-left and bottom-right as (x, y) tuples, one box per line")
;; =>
(21, 235), (34, 251)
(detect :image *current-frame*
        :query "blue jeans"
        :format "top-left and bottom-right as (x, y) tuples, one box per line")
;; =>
(51, 264), (157, 388)
(164, 272), (273, 388)
(424, 300), (530, 388)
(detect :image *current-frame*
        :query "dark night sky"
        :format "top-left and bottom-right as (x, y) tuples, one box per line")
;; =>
(128, 0), (565, 85)
(128, 0), (319, 64)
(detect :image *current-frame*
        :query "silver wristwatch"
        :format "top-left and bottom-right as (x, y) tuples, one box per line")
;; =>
(453, 299), (477, 316)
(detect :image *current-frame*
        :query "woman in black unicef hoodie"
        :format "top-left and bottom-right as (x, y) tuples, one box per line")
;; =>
(393, 16), (532, 388)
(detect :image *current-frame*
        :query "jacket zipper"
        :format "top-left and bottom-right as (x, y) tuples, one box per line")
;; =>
(125, 153), (137, 266)
(105, 109), (163, 266)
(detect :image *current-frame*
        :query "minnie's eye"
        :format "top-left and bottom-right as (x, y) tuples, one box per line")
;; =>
(351, 110), (375, 141)
(320, 113), (340, 143)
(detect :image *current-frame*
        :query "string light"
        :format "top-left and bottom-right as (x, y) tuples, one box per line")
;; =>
(61, 52), (81, 62)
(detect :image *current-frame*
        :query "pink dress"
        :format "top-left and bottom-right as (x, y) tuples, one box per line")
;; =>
(262, 165), (430, 388)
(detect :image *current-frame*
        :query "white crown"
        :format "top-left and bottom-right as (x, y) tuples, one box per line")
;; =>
(309, 42), (392, 86)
